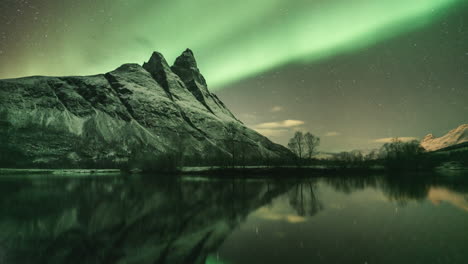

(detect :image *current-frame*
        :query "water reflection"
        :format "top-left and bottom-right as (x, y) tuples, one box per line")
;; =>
(428, 187), (468, 211)
(0, 174), (467, 264)
(0, 176), (293, 264)
(288, 180), (323, 217)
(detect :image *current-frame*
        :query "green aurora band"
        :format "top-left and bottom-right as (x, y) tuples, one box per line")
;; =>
(8, 0), (463, 90)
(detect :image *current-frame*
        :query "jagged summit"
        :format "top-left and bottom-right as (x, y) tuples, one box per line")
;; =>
(141, 50), (235, 118)
(173, 48), (198, 69)
(0, 49), (291, 167)
(421, 124), (468, 151)
(142, 49), (206, 89)
(171, 49), (208, 87)
(142, 51), (182, 96)
(143, 51), (171, 74)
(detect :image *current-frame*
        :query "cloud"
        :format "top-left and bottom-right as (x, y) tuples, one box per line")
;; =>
(254, 119), (305, 129)
(373, 137), (418, 143)
(239, 113), (258, 123)
(270, 106), (283, 112)
(325, 131), (340, 137)
(253, 119), (305, 139)
(253, 128), (289, 137)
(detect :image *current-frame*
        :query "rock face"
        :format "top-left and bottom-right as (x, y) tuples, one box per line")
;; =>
(0, 49), (291, 167)
(421, 124), (468, 151)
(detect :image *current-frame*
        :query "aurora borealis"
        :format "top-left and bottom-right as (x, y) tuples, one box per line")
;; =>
(1, 0), (467, 151)
(0, 0), (463, 88)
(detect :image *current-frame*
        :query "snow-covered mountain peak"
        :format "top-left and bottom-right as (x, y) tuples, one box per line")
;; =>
(421, 124), (468, 151)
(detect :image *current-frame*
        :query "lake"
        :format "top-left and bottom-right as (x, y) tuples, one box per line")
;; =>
(0, 173), (467, 264)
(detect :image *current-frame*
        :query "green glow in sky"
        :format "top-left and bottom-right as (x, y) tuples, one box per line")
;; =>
(7, 0), (461, 90)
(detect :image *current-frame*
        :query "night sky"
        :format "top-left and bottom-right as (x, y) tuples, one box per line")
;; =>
(1, 0), (467, 151)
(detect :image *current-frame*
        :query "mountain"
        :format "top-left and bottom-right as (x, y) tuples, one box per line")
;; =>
(421, 124), (468, 152)
(0, 49), (291, 168)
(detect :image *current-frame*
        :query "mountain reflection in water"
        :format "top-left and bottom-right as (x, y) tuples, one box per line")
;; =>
(0, 174), (467, 264)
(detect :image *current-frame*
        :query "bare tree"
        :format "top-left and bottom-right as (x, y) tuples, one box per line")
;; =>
(237, 126), (249, 168)
(225, 123), (238, 167)
(288, 131), (320, 162)
(288, 131), (305, 159)
(304, 132), (320, 159)
(288, 180), (323, 216)
(173, 132), (186, 167)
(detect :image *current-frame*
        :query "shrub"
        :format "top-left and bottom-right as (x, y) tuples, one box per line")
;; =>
(379, 138), (433, 171)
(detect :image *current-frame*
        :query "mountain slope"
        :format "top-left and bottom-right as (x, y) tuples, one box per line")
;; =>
(421, 124), (468, 152)
(0, 49), (291, 167)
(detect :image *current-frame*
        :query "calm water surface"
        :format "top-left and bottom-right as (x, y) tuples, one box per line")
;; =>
(0, 173), (467, 264)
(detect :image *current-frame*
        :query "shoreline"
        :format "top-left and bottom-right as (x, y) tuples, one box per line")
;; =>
(0, 164), (466, 178)
(0, 168), (122, 176)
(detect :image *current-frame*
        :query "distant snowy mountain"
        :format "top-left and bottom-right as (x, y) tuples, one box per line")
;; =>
(0, 49), (291, 167)
(421, 124), (468, 151)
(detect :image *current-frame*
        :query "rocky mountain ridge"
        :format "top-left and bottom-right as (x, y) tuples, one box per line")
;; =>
(421, 124), (468, 151)
(0, 49), (291, 168)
